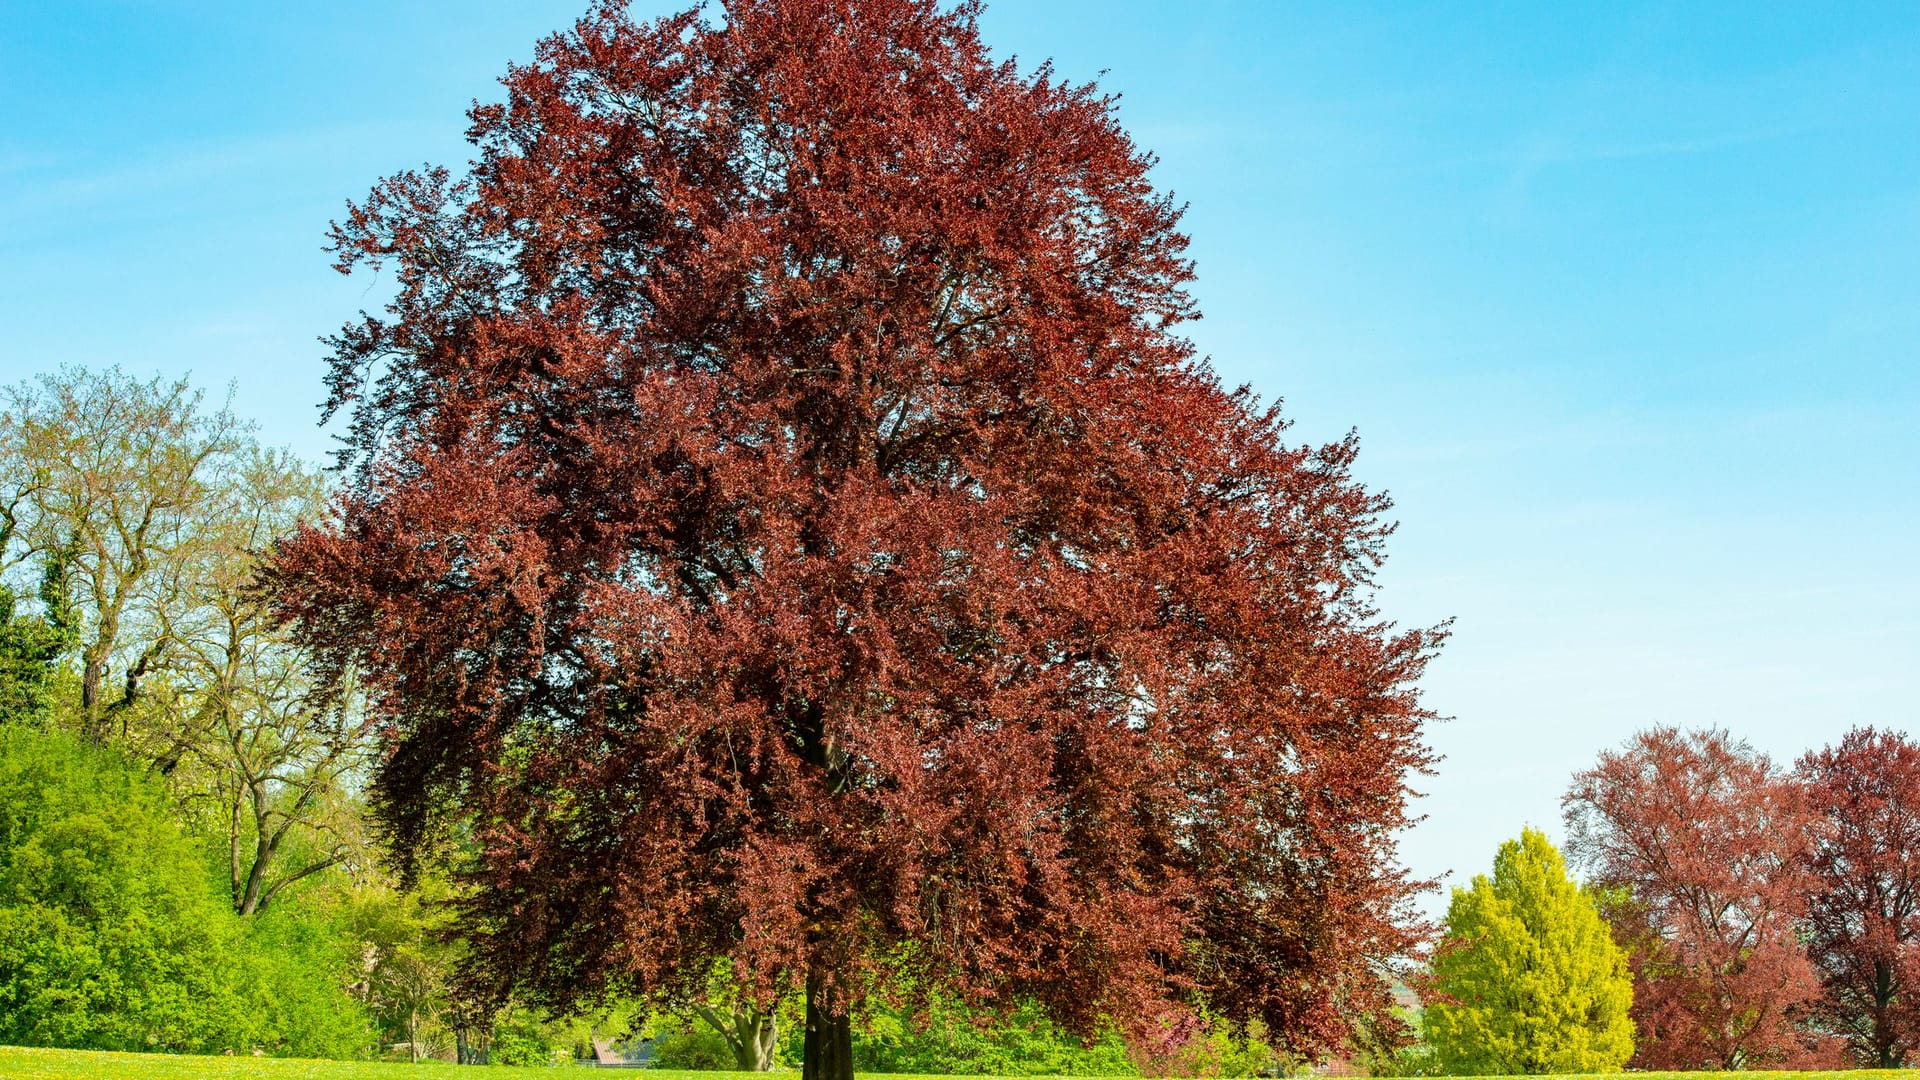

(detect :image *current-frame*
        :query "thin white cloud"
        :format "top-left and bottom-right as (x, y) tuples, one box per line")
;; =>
(0, 120), (412, 226)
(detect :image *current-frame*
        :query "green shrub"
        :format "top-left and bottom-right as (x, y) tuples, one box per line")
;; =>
(651, 1015), (739, 1070)
(0, 724), (376, 1057)
(239, 902), (376, 1058)
(489, 1006), (561, 1066)
(0, 725), (255, 1051)
(855, 996), (1137, 1076)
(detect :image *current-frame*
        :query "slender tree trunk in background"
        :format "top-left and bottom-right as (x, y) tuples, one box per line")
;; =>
(80, 650), (106, 740)
(236, 783), (273, 914)
(802, 966), (853, 1080)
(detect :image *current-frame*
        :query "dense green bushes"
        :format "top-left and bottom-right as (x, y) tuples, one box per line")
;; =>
(0, 713), (1307, 1070)
(0, 724), (249, 1051)
(240, 904), (379, 1058)
(853, 997), (1138, 1076)
(632, 991), (1144, 1074)
(640, 992), (1244, 1076)
(0, 724), (371, 1056)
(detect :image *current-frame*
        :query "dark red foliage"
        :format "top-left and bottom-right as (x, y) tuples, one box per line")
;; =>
(1564, 727), (1837, 1070)
(271, 0), (1440, 1066)
(1799, 727), (1920, 1068)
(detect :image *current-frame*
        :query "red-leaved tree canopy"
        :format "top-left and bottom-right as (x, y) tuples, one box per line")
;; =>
(1564, 727), (1836, 1071)
(1799, 727), (1920, 1069)
(271, 2), (1441, 1076)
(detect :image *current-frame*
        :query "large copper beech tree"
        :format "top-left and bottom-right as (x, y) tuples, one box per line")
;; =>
(271, 2), (1441, 1076)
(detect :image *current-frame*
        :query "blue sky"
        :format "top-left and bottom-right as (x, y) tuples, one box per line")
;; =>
(4, 1), (1916, 914)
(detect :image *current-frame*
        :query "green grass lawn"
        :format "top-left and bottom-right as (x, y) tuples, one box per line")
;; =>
(0, 1049), (758, 1079)
(0, 1047), (524, 1079)
(1, 1050), (1916, 1080)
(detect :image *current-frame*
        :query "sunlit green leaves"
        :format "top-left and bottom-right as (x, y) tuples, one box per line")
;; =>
(1423, 828), (1634, 1075)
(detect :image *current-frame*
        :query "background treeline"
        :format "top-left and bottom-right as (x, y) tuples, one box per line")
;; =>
(0, 367), (1283, 1074)
(8, 367), (1912, 1074)
(0, 367), (500, 1061)
(1390, 726), (1919, 1075)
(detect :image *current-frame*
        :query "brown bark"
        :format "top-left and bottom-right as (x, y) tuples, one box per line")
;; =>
(803, 966), (853, 1080)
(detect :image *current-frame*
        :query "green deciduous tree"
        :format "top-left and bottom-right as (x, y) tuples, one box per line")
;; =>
(1422, 828), (1634, 1075)
(682, 958), (787, 1071)
(0, 367), (244, 746)
(0, 367), (370, 917)
(337, 878), (463, 1061)
(170, 446), (370, 916)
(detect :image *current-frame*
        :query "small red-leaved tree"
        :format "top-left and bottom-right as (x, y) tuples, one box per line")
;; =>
(270, 2), (1441, 1077)
(1564, 727), (1834, 1070)
(1799, 727), (1920, 1068)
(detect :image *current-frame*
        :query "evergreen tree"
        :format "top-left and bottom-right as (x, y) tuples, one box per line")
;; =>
(1423, 828), (1634, 1074)
(0, 565), (72, 724)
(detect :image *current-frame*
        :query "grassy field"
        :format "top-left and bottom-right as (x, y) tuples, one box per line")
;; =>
(0, 1049), (760, 1079)
(0, 1050), (1916, 1080)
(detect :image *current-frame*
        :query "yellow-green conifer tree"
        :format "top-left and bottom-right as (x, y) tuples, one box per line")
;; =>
(1422, 828), (1634, 1074)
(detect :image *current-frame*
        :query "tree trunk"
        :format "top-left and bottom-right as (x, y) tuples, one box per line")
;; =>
(741, 1007), (778, 1071)
(694, 1000), (780, 1070)
(803, 967), (853, 1080)
(236, 815), (271, 915)
(455, 1024), (489, 1065)
(1872, 959), (1900, 1069)
(80, 652), (106, 739)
